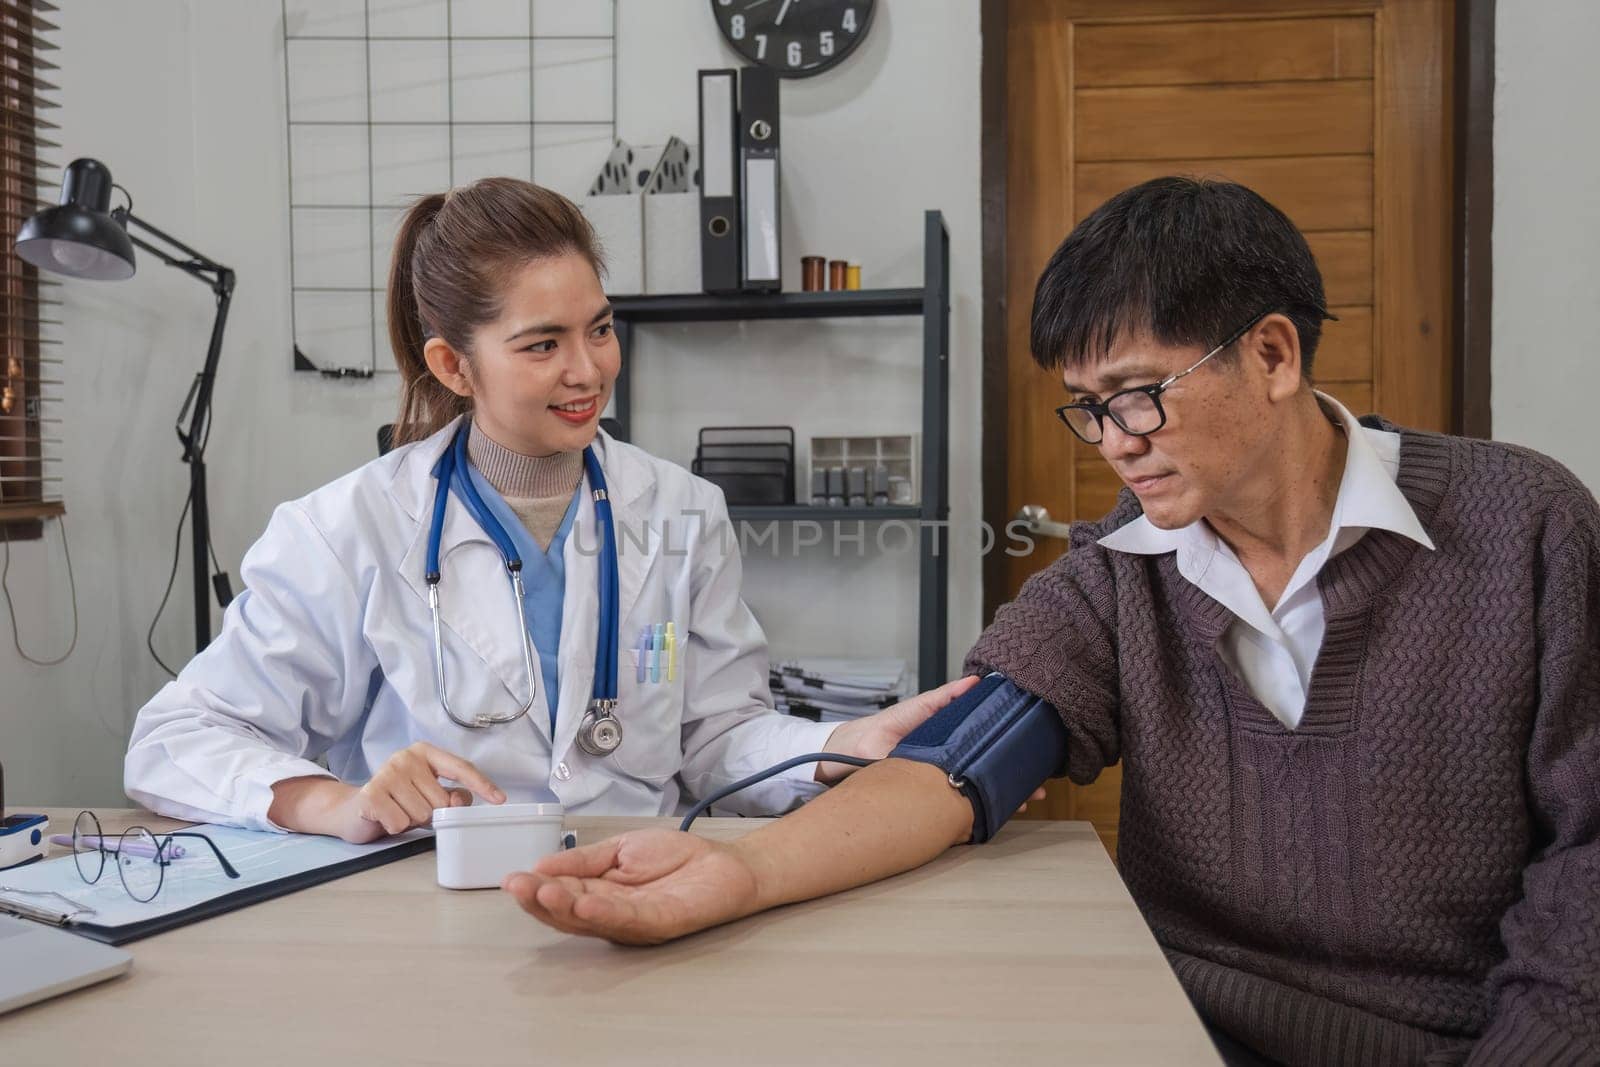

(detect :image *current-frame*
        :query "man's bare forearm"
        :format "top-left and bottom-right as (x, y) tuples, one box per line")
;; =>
(730, 758), (975, 913)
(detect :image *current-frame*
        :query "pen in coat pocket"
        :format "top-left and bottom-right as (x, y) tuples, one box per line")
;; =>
(636, 626), (651, 684)
(665, 622), (677, 682)
(650, 623), (664, 684)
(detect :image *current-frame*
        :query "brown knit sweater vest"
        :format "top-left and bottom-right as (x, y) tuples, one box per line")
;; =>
(966, 420), (1600, 1067)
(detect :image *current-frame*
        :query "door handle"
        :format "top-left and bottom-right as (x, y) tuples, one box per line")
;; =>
(1015, 504), (1072, 541)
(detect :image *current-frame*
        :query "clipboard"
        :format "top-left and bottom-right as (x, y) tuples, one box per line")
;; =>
(0, 826), (434, 946)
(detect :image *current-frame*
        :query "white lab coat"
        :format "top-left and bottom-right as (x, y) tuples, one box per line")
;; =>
(125, 417), (837, 831)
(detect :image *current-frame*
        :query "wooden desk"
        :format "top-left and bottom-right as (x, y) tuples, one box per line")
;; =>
(4, 808), (1219, 1065)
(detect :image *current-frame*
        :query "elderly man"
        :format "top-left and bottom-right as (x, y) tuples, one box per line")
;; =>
(502, 179), (1600, 1066)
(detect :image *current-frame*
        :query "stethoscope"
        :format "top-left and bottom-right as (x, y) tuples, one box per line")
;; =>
(424, 422), (623, 756)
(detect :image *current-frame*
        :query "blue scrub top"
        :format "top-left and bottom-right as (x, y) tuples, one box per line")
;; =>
(454, 467), (582, 735)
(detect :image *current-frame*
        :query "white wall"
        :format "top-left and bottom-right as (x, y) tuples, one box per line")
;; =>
(0, 1), (404, 808)
(1493, 0), (1600, 493)
(0, 0), (983, 807)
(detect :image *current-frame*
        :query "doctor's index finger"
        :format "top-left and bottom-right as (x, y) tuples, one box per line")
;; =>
(414, 743), (505, 802)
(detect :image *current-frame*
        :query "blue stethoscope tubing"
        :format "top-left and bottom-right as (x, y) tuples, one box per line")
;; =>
(425, 422), (620, 729)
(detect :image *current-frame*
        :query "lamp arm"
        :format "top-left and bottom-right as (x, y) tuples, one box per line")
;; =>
(118, 208), (241, 655)
(176, 273), (234, 461)
(114, 208), (232, 288)
(100, 209), (237, 456)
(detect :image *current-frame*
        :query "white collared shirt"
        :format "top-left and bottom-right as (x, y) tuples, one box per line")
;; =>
(1097, 394), (1435, 728)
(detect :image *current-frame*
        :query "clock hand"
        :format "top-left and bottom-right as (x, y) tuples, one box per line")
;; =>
(775, 0), (793, 26)
(743, 0), (772, 8)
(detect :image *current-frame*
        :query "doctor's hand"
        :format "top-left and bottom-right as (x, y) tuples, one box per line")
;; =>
(503, 829), (757, 946)
(340, 742), (507, 842)
(271, 743), (507, 844)
(811, 676), (1047, 812)
(815, 674), (996, 785)
(813, 675), (983, 783)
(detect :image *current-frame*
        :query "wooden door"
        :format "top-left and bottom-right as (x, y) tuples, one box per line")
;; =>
(1002, 0), (1455, 854)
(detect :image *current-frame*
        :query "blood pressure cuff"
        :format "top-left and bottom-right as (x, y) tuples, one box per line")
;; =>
(888, 673), (1069, 844)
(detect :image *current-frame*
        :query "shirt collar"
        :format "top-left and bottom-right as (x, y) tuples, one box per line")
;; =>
(1097, 391), (1436, 557)
(1318, 392), (1435, 551)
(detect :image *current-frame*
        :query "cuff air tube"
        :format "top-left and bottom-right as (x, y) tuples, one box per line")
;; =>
(888, 673), (1069, 843)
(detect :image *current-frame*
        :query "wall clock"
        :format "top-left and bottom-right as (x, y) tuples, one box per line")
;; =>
(711, 0), (877, 78)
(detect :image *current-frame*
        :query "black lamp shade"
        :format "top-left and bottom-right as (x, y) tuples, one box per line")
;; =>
(15, 157), (136, 281)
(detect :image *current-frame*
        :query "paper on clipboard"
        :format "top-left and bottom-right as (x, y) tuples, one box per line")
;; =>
(0, 824), (431, 944)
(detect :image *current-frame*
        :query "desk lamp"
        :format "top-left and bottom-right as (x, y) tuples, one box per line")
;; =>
(16, 158), (235, 654)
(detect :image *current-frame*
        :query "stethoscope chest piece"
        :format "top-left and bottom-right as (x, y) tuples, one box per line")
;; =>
(576, 699), (623, 757)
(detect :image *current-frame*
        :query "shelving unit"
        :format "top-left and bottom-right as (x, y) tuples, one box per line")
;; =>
(608, 210), (950, 691)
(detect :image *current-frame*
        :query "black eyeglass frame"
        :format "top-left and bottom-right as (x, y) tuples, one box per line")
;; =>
(1054, 309), (1278, 445)
(70, 809), (241, 904)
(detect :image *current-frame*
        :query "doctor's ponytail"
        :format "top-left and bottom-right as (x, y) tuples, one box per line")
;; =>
(388, 192), (455, 443)
(387, 179), (606, 446)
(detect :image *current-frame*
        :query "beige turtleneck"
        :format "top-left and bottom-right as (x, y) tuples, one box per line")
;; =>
(466, 422), (584, 551)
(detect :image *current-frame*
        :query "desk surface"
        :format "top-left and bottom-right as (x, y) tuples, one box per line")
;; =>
(4, 808), (1219, 1065)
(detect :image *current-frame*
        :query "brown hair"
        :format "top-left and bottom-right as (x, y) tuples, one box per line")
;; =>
(387, 178), (606, 446)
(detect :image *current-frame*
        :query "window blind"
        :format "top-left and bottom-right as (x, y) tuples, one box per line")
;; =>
(0, 0), (59, 541)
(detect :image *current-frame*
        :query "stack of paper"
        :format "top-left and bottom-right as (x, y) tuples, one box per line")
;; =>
(770, 658), (908, 721)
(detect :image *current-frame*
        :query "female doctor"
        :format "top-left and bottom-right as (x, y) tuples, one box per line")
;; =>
(124, 178), (965, 843)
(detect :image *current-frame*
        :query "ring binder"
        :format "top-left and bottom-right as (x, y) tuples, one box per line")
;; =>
(697, 70), (741, 293)
(738, 67), (781, 292)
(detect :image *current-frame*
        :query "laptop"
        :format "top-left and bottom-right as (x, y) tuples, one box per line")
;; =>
(0, 913), (131, 1014)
